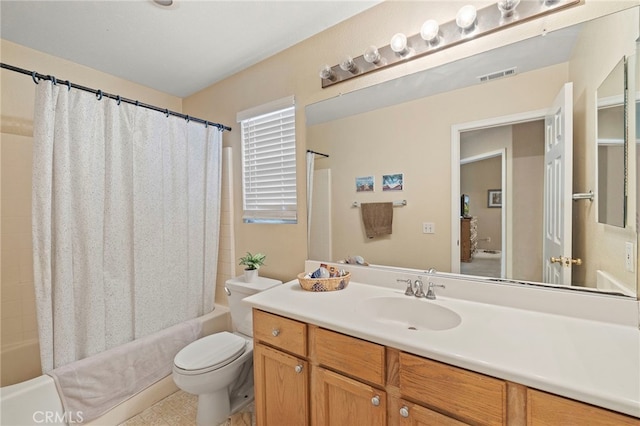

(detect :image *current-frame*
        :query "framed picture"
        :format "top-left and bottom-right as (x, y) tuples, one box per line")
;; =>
(382, 173), (404, 191)
(488, 189), (502, 208)
(355, 176), (374, 192)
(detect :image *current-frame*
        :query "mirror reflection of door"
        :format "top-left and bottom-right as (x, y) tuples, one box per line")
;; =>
(460, 121), (546, 282)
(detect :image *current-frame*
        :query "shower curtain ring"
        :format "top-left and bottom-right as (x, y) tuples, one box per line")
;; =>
(31, 71), (40, 84)
(135, 100), (140, 107)
(116, 95), (122, 105)
(96, 90), (103, 100)
(66, 81), (71, 91)
(50, 75), (57, 85)
(165, 109), (170, 117)
(185, 115), (190, 122)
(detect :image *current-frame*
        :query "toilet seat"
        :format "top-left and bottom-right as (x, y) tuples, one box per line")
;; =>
(174, 332), (247, 375)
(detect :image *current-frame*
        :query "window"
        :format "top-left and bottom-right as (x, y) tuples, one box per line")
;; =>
(237, 96), (297, 224)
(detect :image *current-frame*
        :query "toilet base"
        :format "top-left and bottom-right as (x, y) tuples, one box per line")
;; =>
(196, 389), (230, 426)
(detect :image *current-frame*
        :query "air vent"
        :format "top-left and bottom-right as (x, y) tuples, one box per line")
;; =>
(478, 67), (517, 83)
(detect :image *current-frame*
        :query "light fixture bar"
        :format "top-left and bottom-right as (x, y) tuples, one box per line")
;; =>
(320, 0), (580, 88)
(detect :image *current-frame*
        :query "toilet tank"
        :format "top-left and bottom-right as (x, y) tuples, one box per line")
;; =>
(226, 276), (282, 337)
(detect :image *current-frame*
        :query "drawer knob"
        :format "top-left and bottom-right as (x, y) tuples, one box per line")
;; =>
(371, 395), (380, 406)
(272, 329), (280, 337)
(294, 364), (303, 374)
(399, 406), (409, 418)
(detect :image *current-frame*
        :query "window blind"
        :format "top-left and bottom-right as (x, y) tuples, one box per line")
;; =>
(240, 104), (297, 223)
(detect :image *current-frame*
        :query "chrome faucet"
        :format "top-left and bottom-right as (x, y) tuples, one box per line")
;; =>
(414, 278), (426, 298)
(425, 282), (445, 300)
(397, 278), (414, 296)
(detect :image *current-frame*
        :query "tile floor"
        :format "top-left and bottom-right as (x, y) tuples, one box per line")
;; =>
(118, 390), (254, 426)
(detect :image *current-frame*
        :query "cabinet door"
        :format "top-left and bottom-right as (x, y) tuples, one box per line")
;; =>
(254, 343), (309, 426)
(312, 366), (386, 426)
(393, 399), (468, 426)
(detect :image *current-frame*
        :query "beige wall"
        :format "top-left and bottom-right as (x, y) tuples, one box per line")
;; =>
(0, 40), (183, 385)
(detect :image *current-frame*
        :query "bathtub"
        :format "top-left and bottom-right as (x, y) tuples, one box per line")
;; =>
(0, 306), (230, 426)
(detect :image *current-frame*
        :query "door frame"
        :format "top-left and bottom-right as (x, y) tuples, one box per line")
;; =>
(451, 108), (547, 274)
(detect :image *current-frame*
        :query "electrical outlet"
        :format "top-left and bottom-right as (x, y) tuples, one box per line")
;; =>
(625, 242), (634, 272)
(422, 222), (435, 234)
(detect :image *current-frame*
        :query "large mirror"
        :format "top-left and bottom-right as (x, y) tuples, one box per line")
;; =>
(306, 7), (639, 298)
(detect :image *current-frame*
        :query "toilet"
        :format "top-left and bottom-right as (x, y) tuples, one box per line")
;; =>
(172, 276), (281, 425)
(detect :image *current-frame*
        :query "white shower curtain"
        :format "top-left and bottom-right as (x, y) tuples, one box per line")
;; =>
(32, 82), (221, 373)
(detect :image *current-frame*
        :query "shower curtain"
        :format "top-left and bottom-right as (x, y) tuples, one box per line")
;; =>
(32, 82), (221, 373)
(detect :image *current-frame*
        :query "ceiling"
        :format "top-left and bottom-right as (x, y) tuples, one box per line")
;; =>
(0, 0), (380, 98)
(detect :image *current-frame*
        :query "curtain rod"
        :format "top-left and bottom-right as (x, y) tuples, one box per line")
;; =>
(307, 149), (329, 158)
(1, 63), (232, 132)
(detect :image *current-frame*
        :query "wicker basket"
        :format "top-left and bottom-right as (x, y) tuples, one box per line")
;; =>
(297, 272), (351, 292)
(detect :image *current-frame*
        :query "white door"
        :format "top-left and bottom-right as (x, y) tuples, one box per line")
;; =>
(543, 83), (573, 285)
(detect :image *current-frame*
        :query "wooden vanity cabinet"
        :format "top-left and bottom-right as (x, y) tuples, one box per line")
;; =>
(252, 309), (639, 426)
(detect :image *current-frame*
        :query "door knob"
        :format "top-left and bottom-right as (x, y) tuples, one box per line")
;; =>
(399, 406), (409, 418)
(550, 256), (564, 264)
(565, 257), (582, 266)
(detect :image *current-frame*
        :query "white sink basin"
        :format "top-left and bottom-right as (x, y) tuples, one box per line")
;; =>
(356, 296), (461, 331)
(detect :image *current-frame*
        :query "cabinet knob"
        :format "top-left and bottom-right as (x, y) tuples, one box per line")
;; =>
(272, 329), (280, 337)
(294, 364), (303, 374)
(371, 395), (380, 406)
(399, 406), (409, 418)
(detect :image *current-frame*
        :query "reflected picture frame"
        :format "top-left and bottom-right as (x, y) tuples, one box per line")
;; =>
(488, 189), (502, 208)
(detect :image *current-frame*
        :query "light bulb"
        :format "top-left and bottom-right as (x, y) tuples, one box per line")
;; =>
(339, 56), (358, 74)
(497, 0), (520, 16)
(363, 45), (381, 64)
(456, 5), (477, 30)
(420, 19), (440, 43)
(390, 33), (409, 56)
(319, 64), (336, 81)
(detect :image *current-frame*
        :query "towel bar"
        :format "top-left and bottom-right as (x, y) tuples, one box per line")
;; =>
(352, 200), (407, 207)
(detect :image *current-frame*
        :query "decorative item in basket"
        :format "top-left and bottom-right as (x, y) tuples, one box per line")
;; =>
(298, 265), (350, 292)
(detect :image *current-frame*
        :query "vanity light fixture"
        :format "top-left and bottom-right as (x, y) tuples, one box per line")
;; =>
(420, 19), (441, 45)
(363, 45), (382, 65)
(497, 0), (520, 17)
(319, 64), (336, 81)
(339, 56), (359, 74)
(456, 5), (478, 31)
(319, 0), (580, 88)
(390, 33), (411, 57)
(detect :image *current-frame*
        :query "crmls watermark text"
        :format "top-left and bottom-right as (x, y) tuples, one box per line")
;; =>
(33, 411), (84, 424)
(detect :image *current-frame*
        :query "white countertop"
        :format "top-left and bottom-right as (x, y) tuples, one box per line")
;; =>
(245, 279), (640, 418)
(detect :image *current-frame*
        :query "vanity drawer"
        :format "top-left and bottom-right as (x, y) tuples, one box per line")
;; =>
(253, 309), (307, 357)
(400, 352), (506, 426)
(311, 326), (385, 386)
(527, 389), (639, 425)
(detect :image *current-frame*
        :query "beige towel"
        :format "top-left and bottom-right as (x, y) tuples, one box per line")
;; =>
(361, 202), (393, 239)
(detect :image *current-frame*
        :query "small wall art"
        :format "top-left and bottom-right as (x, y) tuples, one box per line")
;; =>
(382, 173), (404, 191)
(355, 176), (374, 192)
(488, 189), (502, 208)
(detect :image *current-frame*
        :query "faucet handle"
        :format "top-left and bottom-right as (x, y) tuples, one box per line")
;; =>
(397, 278), (414, 296)
(425, 282), (445, 300)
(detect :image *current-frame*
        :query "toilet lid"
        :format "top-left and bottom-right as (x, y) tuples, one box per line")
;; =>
(174, 332), (246, 371)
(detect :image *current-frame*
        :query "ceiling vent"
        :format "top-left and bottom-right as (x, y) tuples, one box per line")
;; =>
(478, 67), (517, 83)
